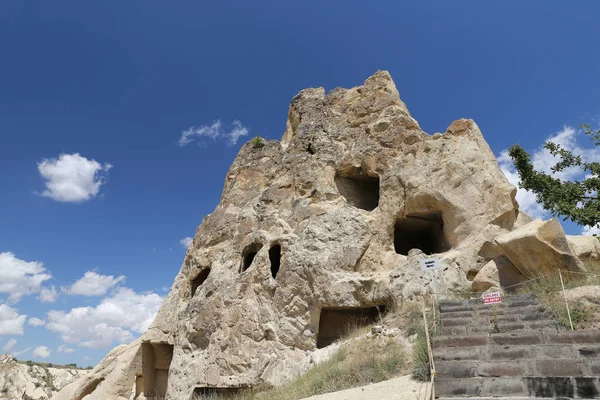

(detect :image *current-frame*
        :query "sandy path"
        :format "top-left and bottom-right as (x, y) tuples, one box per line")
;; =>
(301, 375), (432, 400)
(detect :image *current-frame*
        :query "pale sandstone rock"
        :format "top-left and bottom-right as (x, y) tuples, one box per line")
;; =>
(486, 219), (583, 278)
(0, 354), (88, 400)
(567, 235), (600, 269)
(56, 71), (596, 400)
(472, 259), (500, 293)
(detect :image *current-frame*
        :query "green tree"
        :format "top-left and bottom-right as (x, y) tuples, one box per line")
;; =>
(508, 124), (599, 230)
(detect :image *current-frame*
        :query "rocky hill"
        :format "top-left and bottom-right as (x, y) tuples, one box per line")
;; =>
(54, 71), (600, 400)
(0, 354), (88, 400)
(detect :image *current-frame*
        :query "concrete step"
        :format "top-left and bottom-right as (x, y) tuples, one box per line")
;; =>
(435, 358), (596, 379)
(434, 344), (600, 363)
(440, 307), (555, 324)
(433, 329), (600, 349)
(435, 376), (600, 398)
(439, 295), (539, 313)
(439, 319), (562, 336)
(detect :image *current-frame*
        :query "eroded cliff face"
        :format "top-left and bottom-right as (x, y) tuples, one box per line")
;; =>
(56, 71), (598, 400)
(0, 354), (88, 400)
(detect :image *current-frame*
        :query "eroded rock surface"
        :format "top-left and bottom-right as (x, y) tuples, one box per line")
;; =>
(56, 71), (597, 400)
(0, 354), (87, 400)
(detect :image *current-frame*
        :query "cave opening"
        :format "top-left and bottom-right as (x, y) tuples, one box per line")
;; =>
(394, 212), (450, 256)
(269, 244), (281, 279)
(141, 343), (174, 398)
(241, 243), (263, 273)
(191, 268), (211, 297)
(335, 168), (380, 211)
(316, 306), (387, 349)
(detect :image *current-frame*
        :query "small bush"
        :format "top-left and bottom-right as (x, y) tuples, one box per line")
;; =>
(251, 135), (265, 149)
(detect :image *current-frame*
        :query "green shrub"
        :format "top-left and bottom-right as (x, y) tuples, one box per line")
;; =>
(251, 135), (265, 149)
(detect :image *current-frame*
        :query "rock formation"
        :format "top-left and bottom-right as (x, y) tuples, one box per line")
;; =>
(0, 354), (87, 400)
(54, 71), (600, 400)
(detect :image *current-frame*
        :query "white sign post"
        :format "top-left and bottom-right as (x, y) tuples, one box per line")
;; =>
(483, 291), (502, 305)
(420, 258), (441, 298)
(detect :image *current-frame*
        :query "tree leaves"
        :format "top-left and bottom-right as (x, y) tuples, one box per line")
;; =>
(508, 125), (599, 231)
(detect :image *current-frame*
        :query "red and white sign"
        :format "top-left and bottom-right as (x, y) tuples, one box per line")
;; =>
(483, 291), (502, 305)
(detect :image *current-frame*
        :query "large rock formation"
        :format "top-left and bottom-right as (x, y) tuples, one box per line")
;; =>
(0, 354), (87, 400)
(55, 71), (593, 400)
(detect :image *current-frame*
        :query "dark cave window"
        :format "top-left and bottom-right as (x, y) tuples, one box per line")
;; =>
(191, 268), (211, 297)
(269, 244), (281, 279)
(316, 306), (387, 348)
(241, 243), (263, 272)
(335, 168), (380, 211)
(394, 212), (450, 255)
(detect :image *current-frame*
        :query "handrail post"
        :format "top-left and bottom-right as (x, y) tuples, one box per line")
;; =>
(421, 297), (435, 400)
(559, 270), (574, 331)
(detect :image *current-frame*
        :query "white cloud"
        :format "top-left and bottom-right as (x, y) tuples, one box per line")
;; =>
(57, 344), (75, 354)
(2, 338), (17, 352)
(178, 120), (249, 146)
(179, 237), (193, 248)
(32, 346), (51, 359)
(37, 153), (112, 202)
(39, 286), (58, 303)
(28, 317), (46, 327)
(498, 126), (600, 220)
(582, 225), (600, 236)
(0, 304), (26, 335)
(66, 271), (126, 297)
(46, 287), (163, 349)
(0, 252), (52, 302)
(11, 347), (30, 356)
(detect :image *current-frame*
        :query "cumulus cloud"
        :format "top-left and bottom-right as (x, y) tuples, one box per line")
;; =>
(2, 338), (17, 352)
(57, 344), (75, 354)
(39, 286), (58, 303)
(179, 237), (193, 248)
(46, 287), (164, 349)
(0, 304), (26, 335)
(37, 153), (112, 202)
(582, 225), (600, 236)
(32, 346), (51, 359)
(498, 126), (600, 220)
(178, 120), (249, 146)
(66, 271), (126, 297)
(11, 347), (30, 356)
(0, 252), (52, 302)
(28, 317), (46, 327)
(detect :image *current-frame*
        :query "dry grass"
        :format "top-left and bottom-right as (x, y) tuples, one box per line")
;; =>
(252, 336), (407, 400)
(518, 264), (600, 330)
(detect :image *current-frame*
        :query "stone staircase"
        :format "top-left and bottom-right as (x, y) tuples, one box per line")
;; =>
(433, 294), (600, 399)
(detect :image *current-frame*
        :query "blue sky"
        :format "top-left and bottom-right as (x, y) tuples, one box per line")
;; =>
(1, 1), (599, 365)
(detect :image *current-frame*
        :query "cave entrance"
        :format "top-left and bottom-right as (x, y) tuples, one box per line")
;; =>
(269, 244), (281, 279)
(240, 243), (263, 273)
(316, 306), (386, 349)
(335, 168), (380, 211)
(394, 212), (450, 256)
(192, 387), (247, 399)
(191, 268), (211, 297)
(142, 343), (173, 398)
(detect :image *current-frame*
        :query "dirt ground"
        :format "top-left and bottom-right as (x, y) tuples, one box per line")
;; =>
(301, 375), (432, 400)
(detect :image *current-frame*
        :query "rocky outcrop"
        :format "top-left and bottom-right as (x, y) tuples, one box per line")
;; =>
(55, 71), (598, 400)
(567, 235), (600, 269)
(0, 354), (87, 400)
